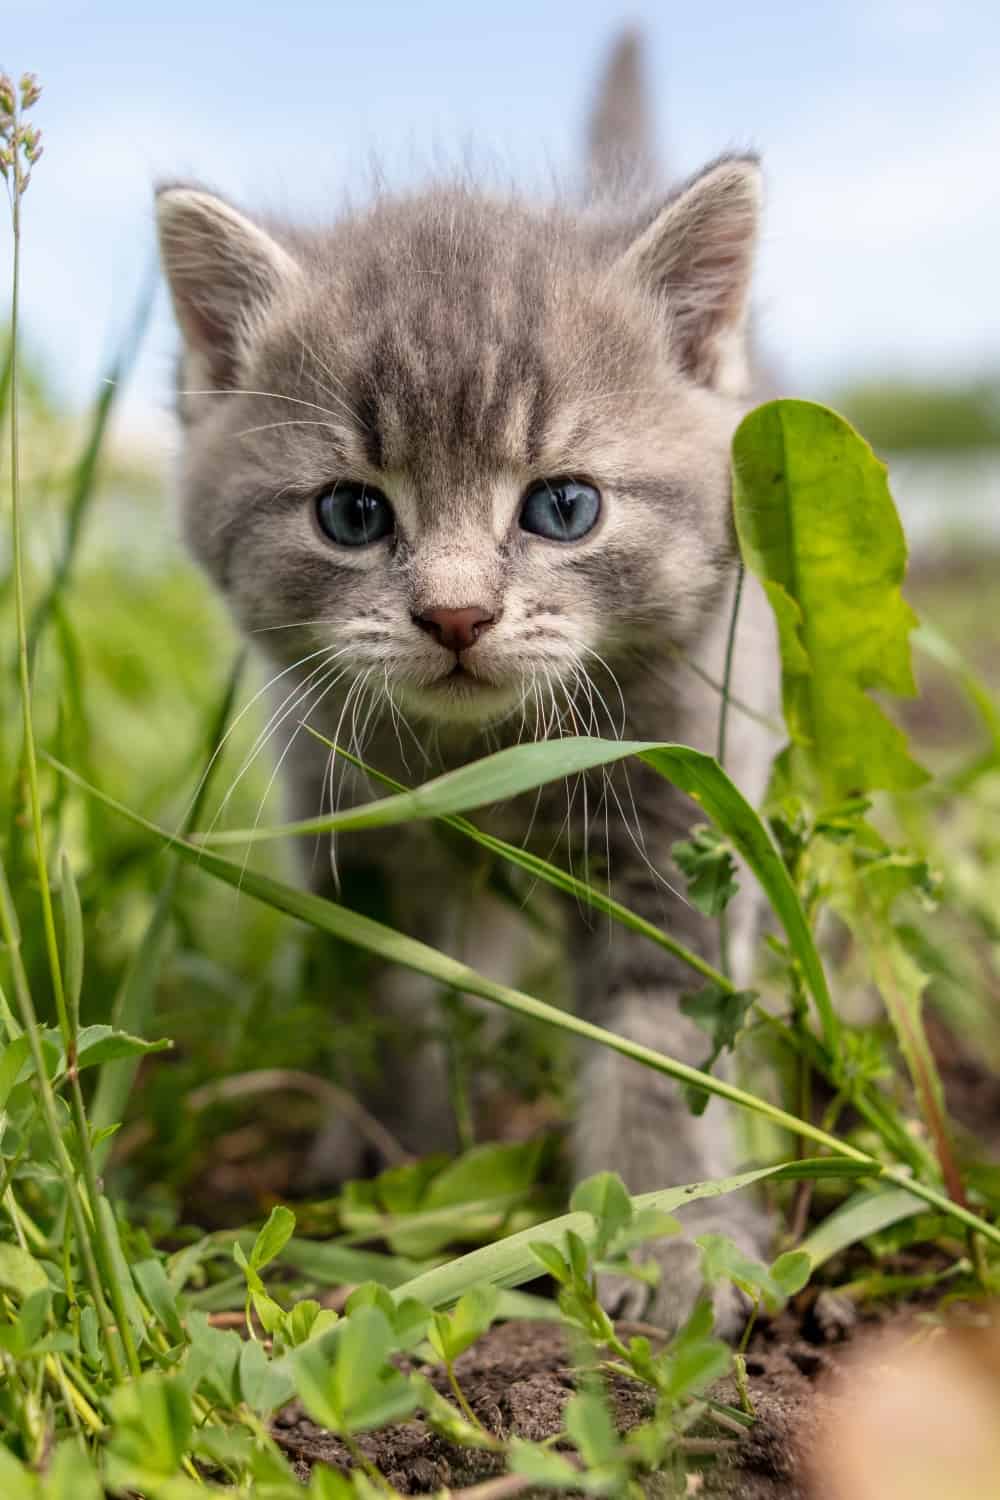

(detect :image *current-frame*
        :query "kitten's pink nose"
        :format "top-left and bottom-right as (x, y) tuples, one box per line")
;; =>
(413, 606), (496, 653)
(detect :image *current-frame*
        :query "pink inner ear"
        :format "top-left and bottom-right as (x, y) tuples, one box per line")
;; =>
(623, 161), (760, 390)
(174, 287), (242, 390)
(157, 190), (298, 393)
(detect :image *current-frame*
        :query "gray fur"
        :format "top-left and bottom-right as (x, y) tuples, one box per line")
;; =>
(586, 29), (659, 199)
(155, 72), (778, 1332)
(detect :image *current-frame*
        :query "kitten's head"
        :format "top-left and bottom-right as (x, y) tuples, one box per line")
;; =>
(156, 159), (760, 732)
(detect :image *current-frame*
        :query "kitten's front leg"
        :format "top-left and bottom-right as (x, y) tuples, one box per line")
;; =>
(573, 922), (769, 1338)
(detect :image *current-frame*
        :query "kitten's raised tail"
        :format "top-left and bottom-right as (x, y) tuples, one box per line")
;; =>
(585, 28), (661, 200)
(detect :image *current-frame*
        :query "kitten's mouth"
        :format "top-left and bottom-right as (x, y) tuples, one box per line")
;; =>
(398, 661), (520, 726)
(435, 662), (499, 693)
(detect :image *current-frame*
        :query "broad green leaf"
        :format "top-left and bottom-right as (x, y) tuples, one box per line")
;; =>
(571, 1173), (633, 1255)
(108, 1371), (193, 1478)
(184, 1312), (242, 1407)
(0, 1034), (32, 1111)
(309, 1467), (361, 1500)
(731, 399), (927, 799)
(0, 1243), (48, 1299)
(769, 1250), (812, 1298)
(428, 1283), (499, 1362)
(17, 1289), (52, 1354)
(45, 1443), (102, 1500)
(0, 1449), (37, 1500)
(238, 1336), (296, 1413)
(672, 826), (739, 915)
(133, 1258), (184, 1343)
(41, 1024), (171, 1078)
(529, 1241), (571, 1283)
(250, 1288), (287, 1336)
(679, 985), (757, 1115)
(508, 1441), (582, 1489)
(797, 1188), (924, 1270)
(345, 1286), (428, 1351)
(564, 1391), (620, 1469)
(697, 1233), (787, 1311)
(661, 1337), (730, 1401)
(250, 1204), (296, 1271)
(423, 1139), (544, 1208)
(293, 1305), (418, 1435)
(287, 1298), (338, 1347)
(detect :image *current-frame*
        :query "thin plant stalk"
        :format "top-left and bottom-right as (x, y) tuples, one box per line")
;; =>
(25, 265), (157, 671)
(90, 649), (247, 1153)
(0, 859), (123, 1380)
(4, 79), (140, 1379)
(5, 89), (70, 1049)
(715, 560), (745, 980)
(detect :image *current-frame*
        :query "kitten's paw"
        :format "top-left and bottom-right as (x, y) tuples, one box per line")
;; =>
(598, 1237), (747, 1340)
(598, 1211), (770, 1342)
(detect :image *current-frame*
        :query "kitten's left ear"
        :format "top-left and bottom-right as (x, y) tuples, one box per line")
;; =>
(155, 186), (302, 393)
(617, 155), (761, 395)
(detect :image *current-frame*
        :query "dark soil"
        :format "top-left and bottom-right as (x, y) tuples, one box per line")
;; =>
(268, 1026), (1000, 1498)
(270, 1295), (932, 1499)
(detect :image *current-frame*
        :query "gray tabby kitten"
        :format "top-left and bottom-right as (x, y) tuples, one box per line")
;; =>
(155, 42), (777, 1333)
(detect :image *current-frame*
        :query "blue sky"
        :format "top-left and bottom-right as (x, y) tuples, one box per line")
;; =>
(4, 0), (1000, 441)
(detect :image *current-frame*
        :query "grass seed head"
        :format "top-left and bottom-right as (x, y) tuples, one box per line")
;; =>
(0, 69), (43, 191)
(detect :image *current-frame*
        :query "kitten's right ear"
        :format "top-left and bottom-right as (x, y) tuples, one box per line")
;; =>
(616, 155), (761, 395)
(155, 187), (301, 391)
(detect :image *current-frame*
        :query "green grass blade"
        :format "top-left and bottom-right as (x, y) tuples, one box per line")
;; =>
(48, 753), (854, 1147)
(58, 850), (84, 1037)
(89, 653), (246, 1154)
(25, 270), (156, 671)
(391, 1160), (868, 1310)
(199, 733), (837, 1048)
(305, 731), (733, 994)
(796, 1186), (925, 1272)
(49, 758), (1000, 1251)
(255, 1237), (427, 1289)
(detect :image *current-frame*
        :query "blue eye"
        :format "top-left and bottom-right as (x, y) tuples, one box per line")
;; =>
(316, 482), (394, 547)
(519, 479), (601, 542)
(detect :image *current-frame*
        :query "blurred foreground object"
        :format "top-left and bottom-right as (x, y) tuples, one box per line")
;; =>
(810, 1317), (1000, 1500)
